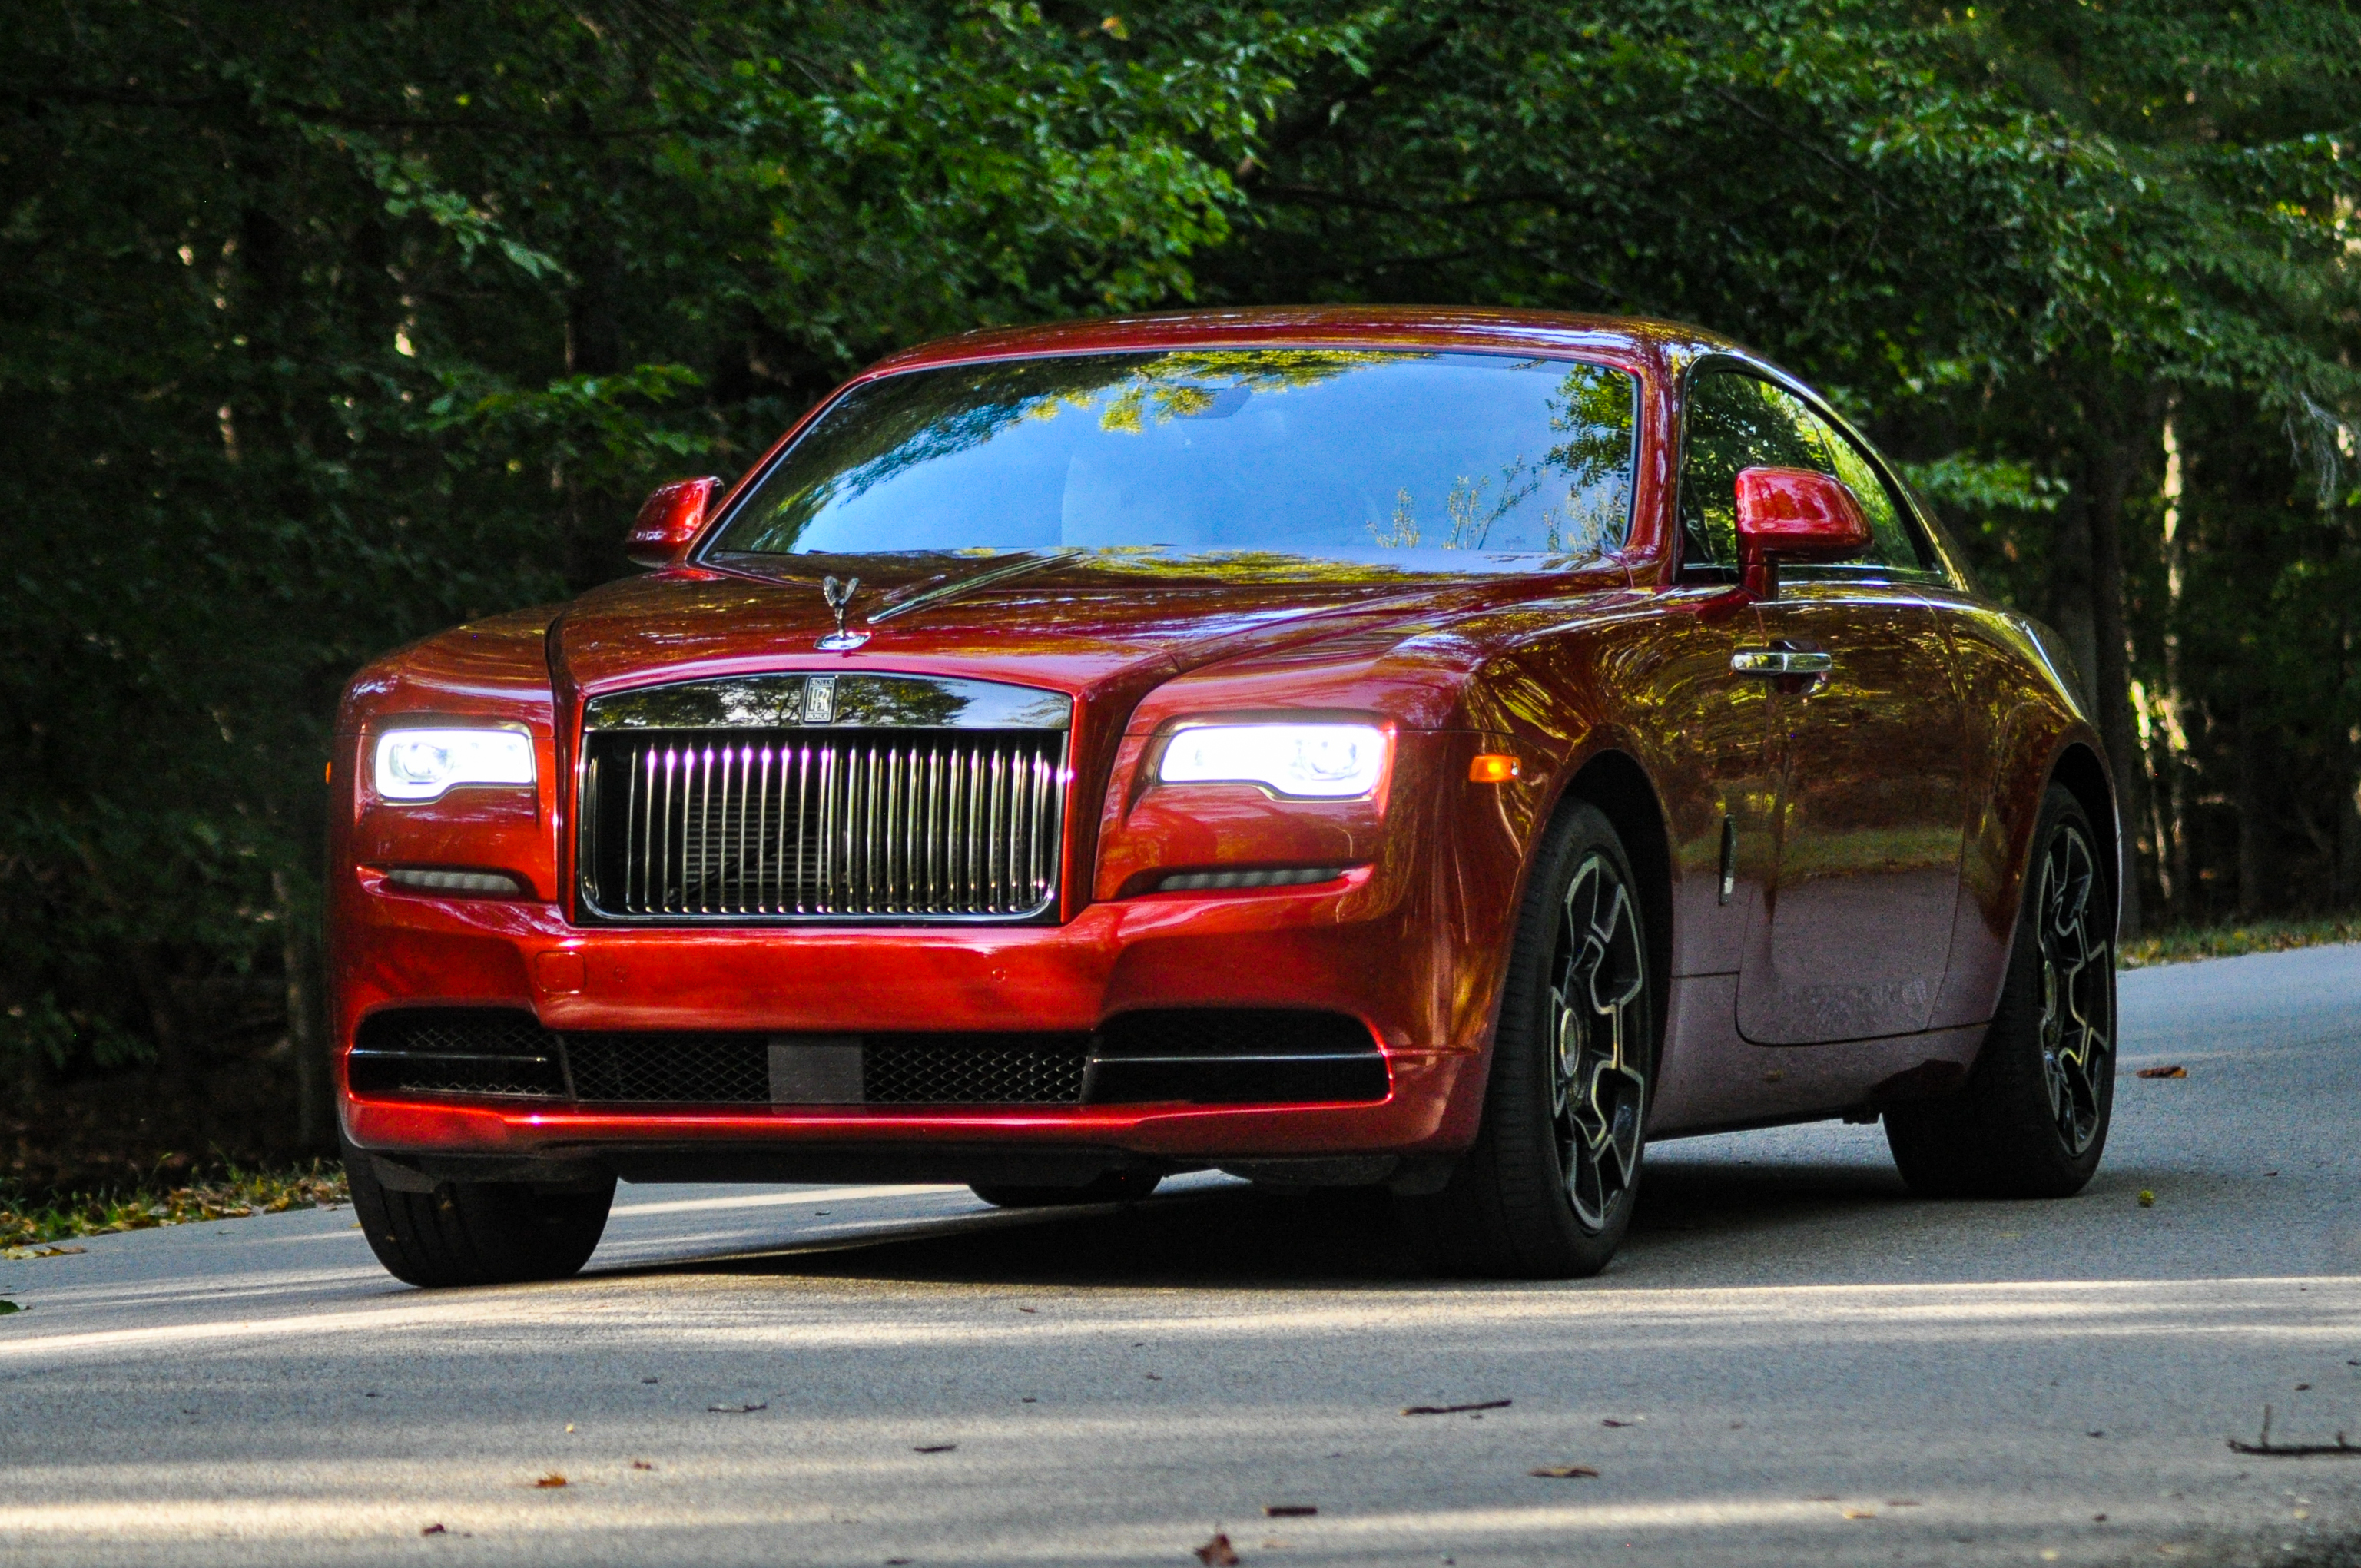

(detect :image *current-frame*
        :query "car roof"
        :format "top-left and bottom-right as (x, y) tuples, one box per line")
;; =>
(864, 307), (1750, 381)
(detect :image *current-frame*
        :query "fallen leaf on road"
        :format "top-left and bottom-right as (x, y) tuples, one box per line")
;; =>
(1844, 1508), (1875, 1519)
(2137, 1190), (2156, 1208)
(1404, 1398), (1511, 1416)
(2094, 1513), (2108, 1522)
(1886, 1500), (1921, 1507)
(708, 1403), (768, 1414)
(1530, 1465), (1599, 1478)
(1601, 1418), (1639, 1427)
(1194, 1532), (1242, 1566)
(0, 1301), (20, 1315)
(31, 1245), (83, 1257)
(913, 1444), (957, 1454)
(630, 1460), (654, 1471)
(1017, 1306), (1036, 1314)
(2136, 1065), (2187, 1079)
(1263, 1504), (1318, 1517)
(421, 1523), (446, 1536)
(532, 1474), (568, 1489)
(2088, 1430), (2105, 1438)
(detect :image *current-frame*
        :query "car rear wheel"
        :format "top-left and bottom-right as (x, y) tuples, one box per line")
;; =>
(343, 1140), (615, 1288)
(970, 1171), (1162, 1208)
(1885, 784), (2115, 1198)
(1403, 800), (1654, 1278)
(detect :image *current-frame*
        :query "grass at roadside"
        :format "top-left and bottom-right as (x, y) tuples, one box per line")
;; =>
(2120, 916), (2361, 970)
(1, 1161), (348, 1255)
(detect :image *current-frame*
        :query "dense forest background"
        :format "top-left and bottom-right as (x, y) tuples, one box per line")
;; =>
(5, 1), (2359, 1192)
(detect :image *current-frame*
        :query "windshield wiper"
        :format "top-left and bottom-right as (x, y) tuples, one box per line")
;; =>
(866, 548), (1085, 626)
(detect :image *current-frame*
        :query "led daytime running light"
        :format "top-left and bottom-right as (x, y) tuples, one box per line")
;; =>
(1157, 723), (1389, 799)
(373, 728), (536, 802)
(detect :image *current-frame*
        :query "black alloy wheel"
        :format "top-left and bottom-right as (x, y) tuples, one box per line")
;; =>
(1404, 800), (1655, 1278)
(1885, 784), (2117, 1198)
(344, 1139), (615, 1288)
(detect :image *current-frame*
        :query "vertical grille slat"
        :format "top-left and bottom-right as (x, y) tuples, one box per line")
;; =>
(584, 726), (1065, 922)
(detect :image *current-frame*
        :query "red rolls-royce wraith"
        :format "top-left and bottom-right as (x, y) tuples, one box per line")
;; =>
(330, 308), (2118, 1285)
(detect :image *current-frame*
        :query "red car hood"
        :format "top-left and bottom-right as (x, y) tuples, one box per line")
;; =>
(548, 555), (1617, 718)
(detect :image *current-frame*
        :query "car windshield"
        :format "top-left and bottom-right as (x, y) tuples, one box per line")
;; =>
(706, 350), (1638, 569)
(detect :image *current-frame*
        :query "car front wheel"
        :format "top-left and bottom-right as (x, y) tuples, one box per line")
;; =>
(1404, 800), (1654, 1278)
(344, 1140), (615, 1288)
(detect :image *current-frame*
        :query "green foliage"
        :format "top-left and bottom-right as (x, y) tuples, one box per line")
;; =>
(2, 0), (2357, 1152)
(0, 1162), (349, 1251)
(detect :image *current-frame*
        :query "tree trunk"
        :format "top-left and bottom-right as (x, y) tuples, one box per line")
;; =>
(2156, 413), (2194, 917)
(273, 868), (328, 1151)
(2336, 713), (2361, 910)
(2234, 701), (2269, 917)
(2081, 429), (2147, 938)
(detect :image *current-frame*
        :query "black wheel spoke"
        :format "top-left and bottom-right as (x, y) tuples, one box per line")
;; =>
(1550, 854), (1649, 1232)
(2035, 824), (2111, 1155)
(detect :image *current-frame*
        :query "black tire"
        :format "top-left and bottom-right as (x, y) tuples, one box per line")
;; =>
(970, 1171), (1162, 1208)
(1402, 800), (1655, 1278)
(1885, 784), (2116, 1198)
(343, 1139), (615, 1288)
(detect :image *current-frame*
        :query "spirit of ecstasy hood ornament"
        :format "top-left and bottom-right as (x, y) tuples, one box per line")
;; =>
(817, 575), (867, 651)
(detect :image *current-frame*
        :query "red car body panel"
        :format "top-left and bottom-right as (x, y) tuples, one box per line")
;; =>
(329, 307), (2112, 1186)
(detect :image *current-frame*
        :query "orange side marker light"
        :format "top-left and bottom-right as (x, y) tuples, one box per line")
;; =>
(1469, 754), (1522, 784)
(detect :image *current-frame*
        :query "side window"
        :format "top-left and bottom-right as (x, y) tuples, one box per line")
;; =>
(1796, 409), (1933, 573)
(1679, 366), (1932, 576)
(1676, 371), (1825, 572)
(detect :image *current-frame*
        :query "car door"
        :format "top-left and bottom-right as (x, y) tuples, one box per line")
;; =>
(1679, 368), (1967, 1045)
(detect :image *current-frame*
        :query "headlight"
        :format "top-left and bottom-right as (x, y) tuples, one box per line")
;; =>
(1157, 723), (1390, 799)
(372, 728), (536, 802)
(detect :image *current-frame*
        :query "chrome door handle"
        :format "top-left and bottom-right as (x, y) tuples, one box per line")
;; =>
(1731, 648), (1833, 677)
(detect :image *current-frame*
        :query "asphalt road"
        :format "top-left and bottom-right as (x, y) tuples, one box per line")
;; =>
(3, 947), (2358, 1568)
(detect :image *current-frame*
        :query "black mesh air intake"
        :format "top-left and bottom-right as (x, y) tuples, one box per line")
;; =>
(864, 1035), (1091, 1103)
(348, 1007), (1384, 1108)
(1086, 1009), (1388, 1105)
(566, 1033), (771, 1104)
(349, 1009), (566, 1099)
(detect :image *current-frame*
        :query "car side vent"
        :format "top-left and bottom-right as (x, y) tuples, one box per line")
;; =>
(1086, 1009), (1388, 1105)
(349, 1009), (566, 1099)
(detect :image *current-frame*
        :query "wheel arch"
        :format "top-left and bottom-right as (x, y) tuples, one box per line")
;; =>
(1559, 748), (1676, 1069)
(2046, 741), (2122, 942)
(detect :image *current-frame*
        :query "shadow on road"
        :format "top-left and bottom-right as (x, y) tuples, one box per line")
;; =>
(605, 1152), (1929, 1291)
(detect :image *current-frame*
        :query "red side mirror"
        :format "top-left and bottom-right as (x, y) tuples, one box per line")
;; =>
(1734, 466), (1871, 598)
(625, 476), (721, 570)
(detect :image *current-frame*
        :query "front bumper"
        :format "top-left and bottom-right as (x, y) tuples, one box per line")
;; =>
(333, 866), (1489, 1175)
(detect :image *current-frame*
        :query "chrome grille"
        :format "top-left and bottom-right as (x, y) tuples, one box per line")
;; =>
(582, 728), (1066, 920)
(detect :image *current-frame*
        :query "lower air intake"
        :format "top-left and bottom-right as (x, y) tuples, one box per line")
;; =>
(345, 1008), (1386, 1107)
(348, 1009), (566, 1099)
